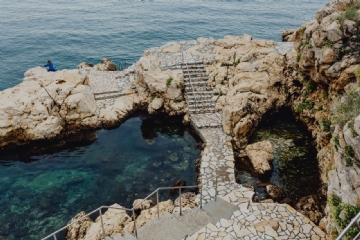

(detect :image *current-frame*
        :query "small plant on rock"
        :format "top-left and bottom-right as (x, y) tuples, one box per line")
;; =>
(322, 40), (334, 47)
(296, 53), (302, 62)
(306, 80), (317, 93)
(321, 118), (331, 132)
(332, 88), (360, 127)
(166, 76), (173, 86)
(338, 6), (360, 28)
(332, 135), (340, 151)
(296, 100), (314, 112)
(355, 66), (360, 86)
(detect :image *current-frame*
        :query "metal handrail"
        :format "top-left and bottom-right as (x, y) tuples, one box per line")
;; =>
(183, 60), (199, 112)
(41, 176), (219, 240)
(336, 211), (360, 240)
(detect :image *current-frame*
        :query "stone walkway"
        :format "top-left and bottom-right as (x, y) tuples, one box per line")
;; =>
(80, 67), (135, 115)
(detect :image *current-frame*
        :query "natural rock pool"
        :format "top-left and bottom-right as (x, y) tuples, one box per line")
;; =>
(0, 112), (201, 240)
(235, 108), (322, 204)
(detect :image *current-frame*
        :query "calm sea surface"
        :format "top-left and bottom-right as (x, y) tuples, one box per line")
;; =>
(0, 1), (328, 239)
(1, 0), (328, 91)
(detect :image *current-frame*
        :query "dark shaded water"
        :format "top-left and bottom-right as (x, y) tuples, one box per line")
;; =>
(236, 108), (321, 203)
(0, 113), (201, 240)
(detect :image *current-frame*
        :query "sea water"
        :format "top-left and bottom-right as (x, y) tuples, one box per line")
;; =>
(1, 0), (328, 91)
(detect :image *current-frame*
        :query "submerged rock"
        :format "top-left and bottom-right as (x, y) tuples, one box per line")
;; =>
(170, 180), (186, 195)
(245, 141), (274, 176)
(295, 195), (323, 224)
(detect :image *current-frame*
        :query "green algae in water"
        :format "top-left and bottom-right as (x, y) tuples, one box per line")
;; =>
(0, 112), (201, 240)
(236, 108), (321, 203)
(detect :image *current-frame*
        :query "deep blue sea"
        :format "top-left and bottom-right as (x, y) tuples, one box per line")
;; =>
(1, 0), (328, 91)
(1, 1), (329, 239)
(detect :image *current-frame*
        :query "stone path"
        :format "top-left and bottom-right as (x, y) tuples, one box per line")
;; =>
(80, 67), (135, 115)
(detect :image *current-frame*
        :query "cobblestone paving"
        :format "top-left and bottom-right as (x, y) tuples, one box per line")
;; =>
(80, 68), (135, 115)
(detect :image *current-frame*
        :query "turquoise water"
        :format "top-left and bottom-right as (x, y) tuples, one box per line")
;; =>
(0, 0), (329, 91)
(0, 113), (201, 240)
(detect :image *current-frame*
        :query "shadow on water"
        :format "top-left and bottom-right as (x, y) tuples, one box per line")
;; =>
(0, 111), (202, 240)
(235, 107), (322, 204)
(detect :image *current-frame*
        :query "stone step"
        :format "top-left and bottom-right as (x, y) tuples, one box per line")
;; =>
(185, 87), (213, 92)
(187, 92), (214, 96)
(189, 109), (216, 114)
(184, 222), (221, 240)
(181, 63), (204, 69)
(188, 99), (214, 104)
(184, 81), (208, 86)
(182, 69), (207, 74)
(94, 91), (127, 100)
(184, 76), (208, 82)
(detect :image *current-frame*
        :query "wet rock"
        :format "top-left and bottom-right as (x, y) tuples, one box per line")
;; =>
(266, 184), (285, 202)
(295, 195), (323, 224)
(245, 141), (274, 176)
(132, 199), (155, 211)
(170, 180), (186, 195)
(169, 152), (179, 162)
(0, 224), (10, 236)
(280, 198), (292, 205)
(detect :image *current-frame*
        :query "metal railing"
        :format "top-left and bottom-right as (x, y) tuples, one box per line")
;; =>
(336, 212), (360, 240)
(41, 176), (219, 240)
(185, 62), (198, 112)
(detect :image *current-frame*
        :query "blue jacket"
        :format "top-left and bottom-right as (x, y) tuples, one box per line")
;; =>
(44, 62), (57, 72)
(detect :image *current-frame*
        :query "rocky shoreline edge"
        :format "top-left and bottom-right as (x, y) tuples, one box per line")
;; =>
(1, 0), (360, 239)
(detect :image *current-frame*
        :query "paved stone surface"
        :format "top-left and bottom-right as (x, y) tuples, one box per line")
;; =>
(79, 67), (135, 115)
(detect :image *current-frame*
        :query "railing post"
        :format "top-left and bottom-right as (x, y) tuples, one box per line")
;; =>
(53, 234), (57, 240)
(215, 176), (218, 202)
(157, 191), (160, 220)
(200, 186), (203, 209)
(99, 209), (106, 239)
(132, 208), (138, 239)
(179, 188), (182, 216)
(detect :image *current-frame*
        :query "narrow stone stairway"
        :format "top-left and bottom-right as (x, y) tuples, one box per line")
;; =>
(181, 62), (216, 115)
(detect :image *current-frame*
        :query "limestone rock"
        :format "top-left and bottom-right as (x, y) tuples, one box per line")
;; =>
(135, 200), (174, 229)
(326, 21), (343, 42)
(174, 192), (197, 209)
(245, 141), (274, 175)
(66, 211), (93, 240)
(94, 58), (117, 71)
(83, 204), (131, 239)
(133, 199), (155, 211)
(266, 184), (285, 202)
(77, 62), (94, 69)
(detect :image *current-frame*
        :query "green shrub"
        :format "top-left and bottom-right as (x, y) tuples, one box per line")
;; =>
(300, 27), (306, 35)
(321, 118), (331, 132)
(355, 66), (360, 86)
(332, 135), (340, 150)
(296, 100), (314, 112)
(332, 88), (360, 127)
(306, 80), (317, 93)
(174, 98), (184, 103)
(322, 40), (334, 47)
(338, 6), (360, 28)
(329, 195), (360, 239)
(166, 76), (173, 86)
(345, 145), (355, 157)
(348, 121), (358, 137)
(296, 53), (302, 62)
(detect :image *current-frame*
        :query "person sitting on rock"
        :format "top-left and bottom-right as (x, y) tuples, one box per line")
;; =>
(43, 60), (57, 72)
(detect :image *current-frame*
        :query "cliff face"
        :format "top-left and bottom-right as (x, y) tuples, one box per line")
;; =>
(283, 0), (360, 236)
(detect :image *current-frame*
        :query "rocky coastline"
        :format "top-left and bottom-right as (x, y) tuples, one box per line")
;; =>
(1, 0), (360, 239)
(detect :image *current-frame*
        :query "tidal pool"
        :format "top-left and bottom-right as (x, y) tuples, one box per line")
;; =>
(235, 108), (322, 203)
(0, 112), (201, 240)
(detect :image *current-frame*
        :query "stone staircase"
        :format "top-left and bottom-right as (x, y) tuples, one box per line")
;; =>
(108, 182), (326, 240)
(181, 62), (216, 115)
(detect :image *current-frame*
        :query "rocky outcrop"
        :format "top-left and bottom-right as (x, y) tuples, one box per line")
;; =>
(282, 0), (360, 236)
(67, 204), (131, 240)
(245, 141), (274, 176)
(132, 199), (154, 211)
(174, 192), (198, 209)
(94, 58), (117, 71)
(0, 65), (139, 149)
